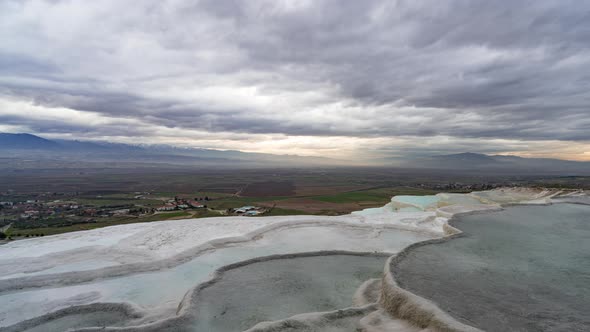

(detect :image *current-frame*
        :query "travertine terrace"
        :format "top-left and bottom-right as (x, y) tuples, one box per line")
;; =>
(0, 188), (583, 332)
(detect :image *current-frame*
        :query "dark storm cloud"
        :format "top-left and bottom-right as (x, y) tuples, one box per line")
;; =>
(1, 0), (590, 146)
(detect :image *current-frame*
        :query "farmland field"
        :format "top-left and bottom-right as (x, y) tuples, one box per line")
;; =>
(2, 166), (586, 236)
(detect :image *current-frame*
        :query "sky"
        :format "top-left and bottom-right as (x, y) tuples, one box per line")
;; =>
(1, 0), (590, 161)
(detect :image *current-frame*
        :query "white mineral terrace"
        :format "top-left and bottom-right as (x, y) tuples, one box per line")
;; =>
(0, 187), (581, 331)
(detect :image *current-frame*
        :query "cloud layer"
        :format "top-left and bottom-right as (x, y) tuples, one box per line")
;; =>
(1, 0), (590, 160)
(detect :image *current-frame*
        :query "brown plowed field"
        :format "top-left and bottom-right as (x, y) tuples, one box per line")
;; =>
(240, 181), (296, 197)
(258, 198), (381, 215)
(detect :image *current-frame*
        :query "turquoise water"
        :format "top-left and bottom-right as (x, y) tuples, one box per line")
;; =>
(392, 195), (440, 210)
(394, 204), (590, 331)
(436, 193), (483, 206)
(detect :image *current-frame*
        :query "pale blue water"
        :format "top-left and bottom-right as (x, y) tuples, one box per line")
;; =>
(436, 193), (483, 206)
(190, 254), (386, 332)
(394, 204), (590, 332)
(392, 195), (440, 210)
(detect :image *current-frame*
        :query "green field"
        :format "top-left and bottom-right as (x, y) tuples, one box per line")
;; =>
(76, 197), (163, 207)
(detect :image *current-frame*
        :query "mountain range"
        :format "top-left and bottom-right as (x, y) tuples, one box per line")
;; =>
(406, 152), (590, 174)
(0, 133), (340, 167)
(1, 133), (589, 173)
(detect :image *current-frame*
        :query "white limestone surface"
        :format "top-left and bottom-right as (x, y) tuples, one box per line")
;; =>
(0, 187), (574, 331)
(0, 215), (343, 279)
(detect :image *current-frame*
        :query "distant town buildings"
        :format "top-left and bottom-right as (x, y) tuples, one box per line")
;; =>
(232, 206), (264, 216)
(188, 201), (205, 208)
(156, 197), (207, 212)
(156, 204), (176, 212)
(21, 210), (40, 219)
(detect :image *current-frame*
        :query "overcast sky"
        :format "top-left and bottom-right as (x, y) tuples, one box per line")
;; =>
(1, 0), (590, 161)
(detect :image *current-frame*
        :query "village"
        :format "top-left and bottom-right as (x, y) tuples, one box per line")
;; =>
(0, 191), (267, 239)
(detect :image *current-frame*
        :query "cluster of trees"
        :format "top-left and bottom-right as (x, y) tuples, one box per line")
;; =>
(13, 218), (95, 229)
(128, 207), (151, 214)
(0, 232), (45, 240)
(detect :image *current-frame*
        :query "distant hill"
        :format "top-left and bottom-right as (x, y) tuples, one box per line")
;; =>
(0, 133), (342, 167)
(1, 134), (589, 172)
(431, 152), (500, 165)
(0, 133), (59, 150)
(408, 152), (590, 174)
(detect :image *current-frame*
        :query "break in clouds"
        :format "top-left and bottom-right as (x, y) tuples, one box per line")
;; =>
(1, 0), (590, 160)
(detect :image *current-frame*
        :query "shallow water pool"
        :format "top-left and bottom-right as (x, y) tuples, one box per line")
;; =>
(391, 195), (440, 210)
(190, 254), (386, 332)
(394, 204), (590, 331)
